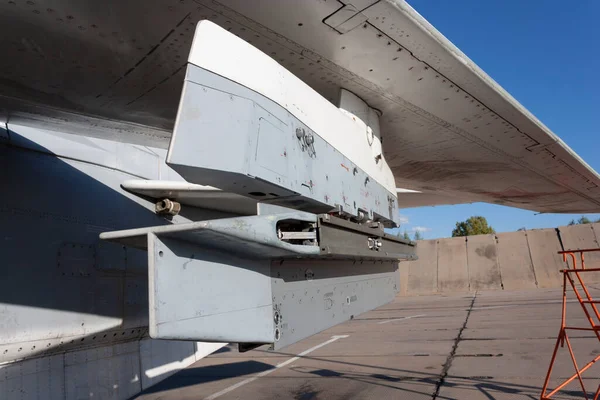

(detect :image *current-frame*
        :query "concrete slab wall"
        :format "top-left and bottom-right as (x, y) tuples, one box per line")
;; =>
(527, 228), (566, 288)
(496, 231), (537, 290)
(466, 234), (502, 291)
(398, 261), (409, 296)
(558, 224), (600, 268)
(406, 239), (438, 295)
(437, 237), (469, 293)
(557, 224), (600, 283)
(400, 223), (600, 295)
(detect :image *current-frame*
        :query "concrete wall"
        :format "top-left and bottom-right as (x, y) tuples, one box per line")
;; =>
(400, 223), (600, 296)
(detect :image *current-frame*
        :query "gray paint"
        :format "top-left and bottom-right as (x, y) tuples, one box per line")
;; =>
(0, 0), (598, 214)
(0, 117), (407, 368)
(1, 1), (598, 396)
(0, 126), (234, 367)
(271, 259), (398, 349)
(101, 212), (321, 257)
(102, 211), (402, 347)
(168, 66), (398, 226)
(146, 233), (399, 348)
(148, 234), (274, 343)
(317, 214), (416, 260)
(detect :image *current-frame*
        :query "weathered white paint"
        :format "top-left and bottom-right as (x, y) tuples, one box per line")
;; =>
(187, 20), (396, 195)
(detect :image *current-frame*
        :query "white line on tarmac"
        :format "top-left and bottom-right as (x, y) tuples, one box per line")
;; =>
(470, 299), (578, 311)
(204, 335), (349, 400)
(469, 305), (516, 311)
(377, 314), (427, 325)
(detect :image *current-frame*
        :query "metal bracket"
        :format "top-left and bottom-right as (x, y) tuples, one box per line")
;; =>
(100, 212), (320, 258)
(101, 212), (416, 262)
(317, 214), (416, 260)
(155, 198), (181, 216)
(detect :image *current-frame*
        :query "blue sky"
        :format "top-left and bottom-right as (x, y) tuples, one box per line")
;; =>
(391, 0), (600, 240)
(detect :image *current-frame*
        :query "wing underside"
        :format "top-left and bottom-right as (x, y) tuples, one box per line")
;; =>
(0, 0), (598, 213)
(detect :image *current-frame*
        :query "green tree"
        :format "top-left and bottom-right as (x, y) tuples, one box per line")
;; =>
(413, 230), (423, 241)
(452, 216), (495, 237)
(580, 216), (592, 224)
(403, 231), (410, 240)
(568, 216), (598, 225)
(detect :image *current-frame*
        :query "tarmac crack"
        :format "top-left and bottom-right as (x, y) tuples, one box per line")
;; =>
(431, 292), (477, 399)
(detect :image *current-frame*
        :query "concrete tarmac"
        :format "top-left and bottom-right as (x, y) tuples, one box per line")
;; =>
(135, 288), (600, 399)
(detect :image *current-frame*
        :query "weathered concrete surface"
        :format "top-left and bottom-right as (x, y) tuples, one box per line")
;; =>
(559, 223), (599, 250)
(134, 289), (600, 400)
(134, 293), (469, 400)
(528, 228), (567, 288)
(558, 224), (600, 267)
(437, 237), (469, 293)
(442, 289), (600, 399)
(398, 260), (409, 296)
(466, 234), (502, 291)
(496, 231), (537, 290)
(592, 223), (600, 244)
(402, 223), (600, 295)
(558, 224), (600, 283)
(407, 239), (438, 295)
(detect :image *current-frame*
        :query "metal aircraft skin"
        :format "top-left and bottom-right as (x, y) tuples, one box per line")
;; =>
(0, 1), (598, 398)
(1, 0), (599, 213)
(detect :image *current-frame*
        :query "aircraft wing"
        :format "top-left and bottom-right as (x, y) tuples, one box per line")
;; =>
(360, 1), (600, 213)
(1, 0), (598, 213)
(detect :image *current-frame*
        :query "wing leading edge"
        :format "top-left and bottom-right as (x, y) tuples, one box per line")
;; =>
(372, 1), (600, 213)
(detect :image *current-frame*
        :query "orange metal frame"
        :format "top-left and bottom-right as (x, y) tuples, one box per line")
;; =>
(541, 248), (600, 400)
